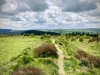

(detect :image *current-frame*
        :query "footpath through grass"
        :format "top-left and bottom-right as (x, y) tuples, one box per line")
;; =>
(55, 35), (100, 75)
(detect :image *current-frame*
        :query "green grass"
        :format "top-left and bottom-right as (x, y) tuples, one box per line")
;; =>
(0, 36), (58, 75)
(0, 36), (40, 64)
(55, 35), (100, 75)
(68, 36), (100, 57)
(0, 35), (100, 75)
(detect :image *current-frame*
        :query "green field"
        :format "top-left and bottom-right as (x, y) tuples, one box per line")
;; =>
(0, 35), (100, 75)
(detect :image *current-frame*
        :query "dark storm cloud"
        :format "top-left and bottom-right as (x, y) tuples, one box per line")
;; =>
(51, 0), (98, 13)
(0, 0), (5, 6)
(87, 8), (100, 17)
(10, 17), (22, 21)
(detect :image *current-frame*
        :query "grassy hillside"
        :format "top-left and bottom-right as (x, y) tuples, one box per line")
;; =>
(55, 35), (100, 75)
(0, 36), (58, 75)
(0, 34), (100, 75)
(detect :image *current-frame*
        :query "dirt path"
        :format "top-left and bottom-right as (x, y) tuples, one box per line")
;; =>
(52, 39), (65, 75)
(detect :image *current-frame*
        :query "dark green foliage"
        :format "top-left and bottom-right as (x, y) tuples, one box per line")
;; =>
(34, 44), (58, 58)
(80, 58), (89, 67)
(22, 30), (60, 35)
(17, 55), (33, 64)
(11, 66), (46, 75)
(59, 42), (62, 45)
(71, 38), (75, 41)
(79, 38), (83, 42)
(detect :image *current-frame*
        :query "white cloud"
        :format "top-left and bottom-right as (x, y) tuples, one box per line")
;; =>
(0, 0), (100, 29)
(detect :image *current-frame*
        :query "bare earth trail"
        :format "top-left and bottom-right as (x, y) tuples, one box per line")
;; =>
(52, 39), (65, 75)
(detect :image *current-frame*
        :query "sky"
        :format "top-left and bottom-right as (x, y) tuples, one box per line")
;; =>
(0, 0), (100, 30)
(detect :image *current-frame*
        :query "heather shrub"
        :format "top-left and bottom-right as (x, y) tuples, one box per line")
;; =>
(77, 50), (87, 58)
(75, 50), (100, 68)
(34, 44), (58, 58)
(87, 55), (100, 68)
(75, 54), (81, 59)
(88, 37), (100, 43)
(11, 66), (46, 75)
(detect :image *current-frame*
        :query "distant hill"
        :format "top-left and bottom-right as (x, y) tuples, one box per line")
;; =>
(21, 30), (60, 35)
(0, 29), (24, 35)
(0, 29), (12, 34)
(0, 28), (100, 35)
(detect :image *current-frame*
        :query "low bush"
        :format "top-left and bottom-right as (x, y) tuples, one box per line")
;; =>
(76, 50), (87, 58)
(58, 42), (62, 45)
(17, 55), (33, 64)
(71, 38), (75, 41)
(88, 37), (100, 43)
(11, 66), (46, 75)
(87, 55), (100, 67)
(34, 44), (58, 58)
(79, 38), (83, 42)
(75, 50), (100, 68)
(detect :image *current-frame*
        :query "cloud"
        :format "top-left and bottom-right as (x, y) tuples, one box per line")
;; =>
(86, 5), (100, 17)
(0, 0), (48, 19)
(50, 0), (98, 13)
(0, 0), (100, 29)
(0, 0), (5, 6)
(2, 0), (48, 13)
(10, 17), (22, 21)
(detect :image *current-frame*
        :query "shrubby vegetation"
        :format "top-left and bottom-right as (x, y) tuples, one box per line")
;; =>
(11, 66), (46, 75)
(0, 32), (100, 75)
(88, 37), (100, 43)
(75, 50), (100, 68)
(34, 44), (58, 58)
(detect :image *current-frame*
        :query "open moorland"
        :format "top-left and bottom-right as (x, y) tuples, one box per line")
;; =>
(0, 33), (100, 75)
